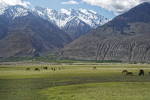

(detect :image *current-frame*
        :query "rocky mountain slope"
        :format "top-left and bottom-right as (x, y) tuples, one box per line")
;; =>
(62, 2), (150, 63)
(62, 17), (92, 39)
(0, 5), (71, 58)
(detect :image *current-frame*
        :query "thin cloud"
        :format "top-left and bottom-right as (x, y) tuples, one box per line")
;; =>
(61, 0), (79, 5)
(81, 0), (150, 14)
(0, 0), (30, 7)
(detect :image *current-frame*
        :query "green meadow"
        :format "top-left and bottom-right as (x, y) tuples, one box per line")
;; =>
(0, 63), (150, 100)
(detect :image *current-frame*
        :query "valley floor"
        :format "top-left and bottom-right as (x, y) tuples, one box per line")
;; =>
(0, 63), (150, 100)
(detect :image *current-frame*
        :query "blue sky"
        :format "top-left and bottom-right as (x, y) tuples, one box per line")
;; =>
(25, 0), (115, 19)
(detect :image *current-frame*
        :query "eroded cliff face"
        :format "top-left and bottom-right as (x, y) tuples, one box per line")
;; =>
(63, 34), (150, 63)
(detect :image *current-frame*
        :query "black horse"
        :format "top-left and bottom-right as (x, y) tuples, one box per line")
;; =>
(43, 67), (48, 70)
(35, 68), (40, 71)
(139, 69), (144, 76)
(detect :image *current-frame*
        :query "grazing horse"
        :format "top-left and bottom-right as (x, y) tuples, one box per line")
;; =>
(139, 69), (144, 76)
(58, 67), (61, 70)
(43, 67), (48, 70)
(93, 67), (97, 70)
(26, 68), (30, 71)
(122, 70), (133, 76)
(126, 72), (133, 76)
(122, 70), (128, 74)
(35, 68), (40, 71)
(51, 67), (56, 71)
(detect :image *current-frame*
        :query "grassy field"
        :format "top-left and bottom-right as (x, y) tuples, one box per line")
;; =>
(0, 63), (150, 100)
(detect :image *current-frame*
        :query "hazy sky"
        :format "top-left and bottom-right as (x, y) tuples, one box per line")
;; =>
(1, 0), (150, 19)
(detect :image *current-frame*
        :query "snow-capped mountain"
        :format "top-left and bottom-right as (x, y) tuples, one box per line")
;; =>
(3, 5), (29, 19)
(33, 7), (109, 39)
(0, 3), (109, 29)
(0, 4), (109, 39)
(0, 2), (110, 57)
(33, 7), (109, 28)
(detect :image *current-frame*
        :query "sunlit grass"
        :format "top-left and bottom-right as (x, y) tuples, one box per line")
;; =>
(41, 82), (150, 100)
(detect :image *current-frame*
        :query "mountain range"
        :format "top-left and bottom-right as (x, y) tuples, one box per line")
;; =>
(0, 3), (109, 39)
(0, 3), (108, 57)
(62, 2), (150, 63)
(0, 2), (150, 63)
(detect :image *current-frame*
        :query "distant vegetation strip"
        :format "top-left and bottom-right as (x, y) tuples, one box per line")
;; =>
(0, 56), (122, 63)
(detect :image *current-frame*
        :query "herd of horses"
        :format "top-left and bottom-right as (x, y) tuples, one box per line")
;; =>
(26, 66), (63, 71)
(122, 69), (146, 76)
(26, 66), (149, 76)
(93, 67), (148, 76)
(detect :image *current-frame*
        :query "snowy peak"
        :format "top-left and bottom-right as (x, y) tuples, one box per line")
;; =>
(0, 0), (30, 15)
(4, 5), (29, 19)
(60, 9), (71, 15)
(0, 4), (30, 19)
(79, 8), (97, 15)
(34, 7), (56, 16)
(77, 8), (108, 28)
(33, 8), (109, 28)
(34, 7), (70, 27)
(63, 8), (109, 28)
(67, 16), (86, 25)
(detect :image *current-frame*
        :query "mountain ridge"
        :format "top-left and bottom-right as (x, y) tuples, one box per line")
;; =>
(62, 2), (150, 63)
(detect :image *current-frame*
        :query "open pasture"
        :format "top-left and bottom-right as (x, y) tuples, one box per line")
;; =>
(0, 63), (150, 100)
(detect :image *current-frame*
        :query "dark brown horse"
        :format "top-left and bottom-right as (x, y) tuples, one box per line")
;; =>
(26, 68), (30, 71)
(122, 70), (133, 76)
(93, 66), (97, 70)
(122, 70), (128, 74)
(126, 72), (133, 75)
